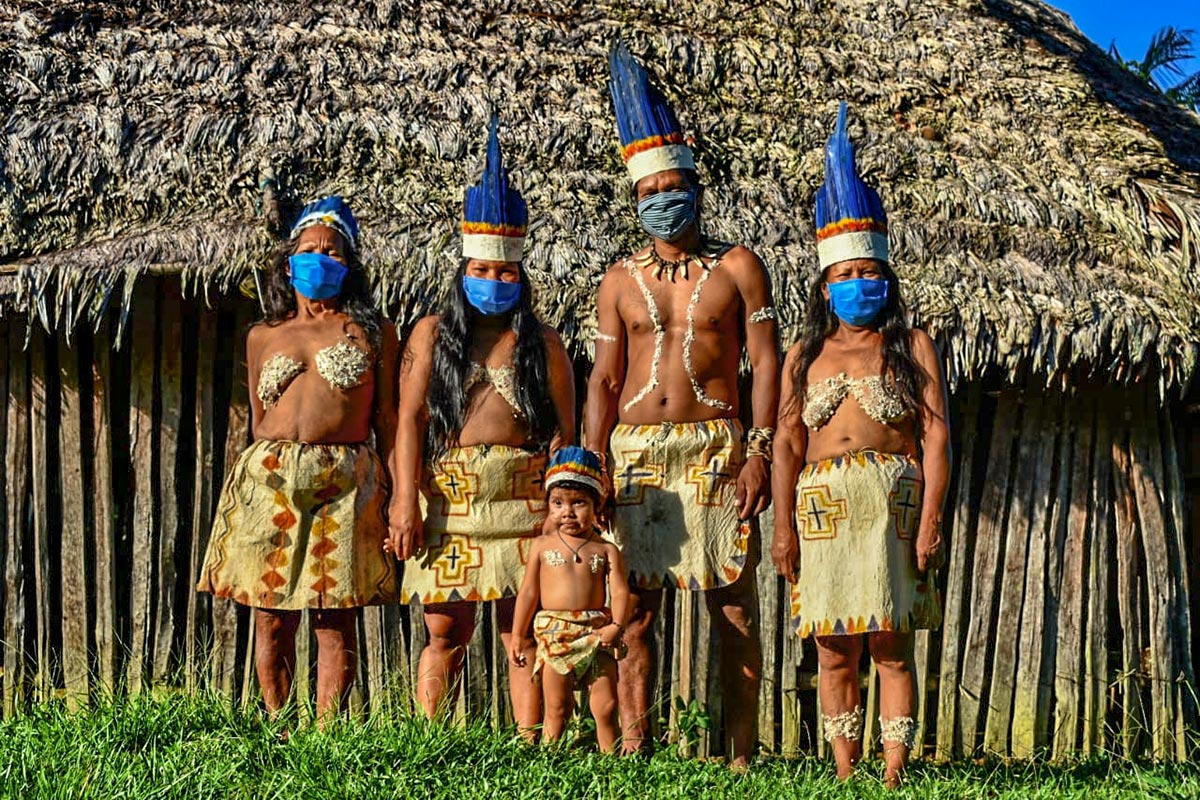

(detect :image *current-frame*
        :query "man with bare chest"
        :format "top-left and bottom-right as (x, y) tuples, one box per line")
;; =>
(583, 43), (780, 766)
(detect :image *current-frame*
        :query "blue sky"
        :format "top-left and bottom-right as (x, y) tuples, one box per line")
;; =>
(1051, 1), (1199, 81)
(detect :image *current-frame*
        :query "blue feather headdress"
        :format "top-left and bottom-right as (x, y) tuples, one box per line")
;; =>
(544, 446), (605, 497)
(608, 41), (696, 184)
(814, 102), (889, 269)
(462, 116), (527, 263)
(290, 196), (359, 252)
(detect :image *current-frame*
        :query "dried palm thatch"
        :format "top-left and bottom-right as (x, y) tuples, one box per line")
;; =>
(2, 0), (1199, 393)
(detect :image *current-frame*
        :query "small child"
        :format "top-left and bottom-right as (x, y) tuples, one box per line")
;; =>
(510, 446), (631, 752)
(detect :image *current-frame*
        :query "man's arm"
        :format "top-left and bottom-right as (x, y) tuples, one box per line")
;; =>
(599, 543), (633, 649)
(913, 329), (951, 572)
(583, 267), (628, 461)
(728, 247), (780, 519)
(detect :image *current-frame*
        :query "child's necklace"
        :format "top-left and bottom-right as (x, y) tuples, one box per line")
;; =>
(556, 528), (586, 564)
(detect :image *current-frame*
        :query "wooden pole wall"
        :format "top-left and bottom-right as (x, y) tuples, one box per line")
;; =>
(0, 280), (1195, 760)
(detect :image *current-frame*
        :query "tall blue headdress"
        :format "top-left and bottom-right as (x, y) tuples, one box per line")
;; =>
(462, 116), (527, 263)
(814, 102), (889, 269)
(290, 196), (359, 252)
(608, 41), (696, 184)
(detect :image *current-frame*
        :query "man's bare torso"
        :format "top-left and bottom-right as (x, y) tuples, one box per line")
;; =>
(613, 244), (748, 425)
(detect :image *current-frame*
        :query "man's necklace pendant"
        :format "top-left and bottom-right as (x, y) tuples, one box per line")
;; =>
(639, 243), (705, 282)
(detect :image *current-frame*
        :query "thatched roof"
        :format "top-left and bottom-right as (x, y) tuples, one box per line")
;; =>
(3, 0), (1200, 392)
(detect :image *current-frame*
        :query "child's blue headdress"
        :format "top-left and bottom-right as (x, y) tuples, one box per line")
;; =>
(544, 446), (605, 497)
(814, 102), (889, 269)
(290, 196), (359, 252)
(462, 115), (527, 263)
(608, 41), (696, 184)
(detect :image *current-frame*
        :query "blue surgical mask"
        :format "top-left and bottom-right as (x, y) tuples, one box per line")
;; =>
(462, 275), (522, 315)
(827, 278), (889, 326)
(289, 253), (348, 300)
(637, 189), (697, 242)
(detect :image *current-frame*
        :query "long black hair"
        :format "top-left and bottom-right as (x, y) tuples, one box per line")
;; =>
(261, 233), (384, 352)
(790, 261), (928, 430)
(424, 261), (556, 462)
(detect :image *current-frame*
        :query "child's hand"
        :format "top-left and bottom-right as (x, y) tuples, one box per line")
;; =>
(510, 645), (528, 668)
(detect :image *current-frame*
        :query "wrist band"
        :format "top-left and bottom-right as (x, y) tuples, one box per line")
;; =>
(745, 426), (774, 462)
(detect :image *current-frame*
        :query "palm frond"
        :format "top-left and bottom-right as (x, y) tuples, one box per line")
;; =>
(1143, 26), (1195, 85)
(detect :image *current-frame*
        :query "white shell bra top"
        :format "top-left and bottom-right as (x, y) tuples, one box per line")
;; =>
(256, 341), (373, 409)
(464, 361), (522, 418)
(802, 373), (910, 430)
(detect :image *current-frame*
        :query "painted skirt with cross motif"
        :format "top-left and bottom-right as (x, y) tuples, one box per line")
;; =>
(401, 444), (547, 605)
(609, 419), (754, 591)
(197, 440), (399, 610)
(790, 450), (941, 638)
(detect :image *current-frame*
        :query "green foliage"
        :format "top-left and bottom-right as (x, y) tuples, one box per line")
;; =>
(1109, 26), (1200, 110)
(668, 696), (713, 758)
(0, 695), (1197, 799)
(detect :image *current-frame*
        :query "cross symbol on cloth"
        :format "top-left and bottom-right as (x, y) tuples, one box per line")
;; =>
(807, 495), (828, 530)
(618, 463), (655, 496)
(895, 485), (918, 531)
(700, 458), (730, 486)
(444, 472), (463, 498)
(445, 545), (462, 571)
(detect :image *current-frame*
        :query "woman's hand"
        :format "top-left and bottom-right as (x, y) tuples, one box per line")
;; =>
(736, 456), (771, 520)
(597, 622), (624, 650)
(915, 518), (944, 573)
(771, 524), (799, 584)
(386, 500), (424, 560)
(509, 644), (528, 668)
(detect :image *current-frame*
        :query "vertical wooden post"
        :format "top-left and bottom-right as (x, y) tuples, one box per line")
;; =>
(780, 614), (802, 757)
(1011, 394), (1060, 756)
(935, 384), (981, 760)
(92, 320), (118, 692)
(756, 508), (779, 753)
(1159, 409), (1196, 759)
(2, 328), (29, 716)
(958, 390), (1018, 753)
(1111, 411), (1142, 756)
(464, 602), (487, 719)
(1083, 405), (1111, 754)
(186, 308), (217, 691)
(1128, 390), (1177, 759)
(57, 334), (90, 706)
(127, 283), (159, 694)
(152, 281), (184, 684)
(212, 301), (251, 699)
(29, 330), (52, 702)
(1052, 395), (1095, 759)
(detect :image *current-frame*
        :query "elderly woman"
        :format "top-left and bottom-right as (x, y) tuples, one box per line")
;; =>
(198, 196), (400, 721)
(389, 119), (575, 735)
(771, 105), (949, 787)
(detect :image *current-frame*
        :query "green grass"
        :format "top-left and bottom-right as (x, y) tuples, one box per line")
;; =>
(0, 695), (1196, 799)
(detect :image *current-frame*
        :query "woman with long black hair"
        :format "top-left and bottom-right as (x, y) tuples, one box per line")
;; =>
(389, 119), (575, 733)
(771, 104), (949, 787)
(198, 196), (400, 723)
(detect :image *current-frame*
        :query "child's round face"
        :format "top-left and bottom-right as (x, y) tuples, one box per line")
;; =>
(547, 487), (597, 536)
